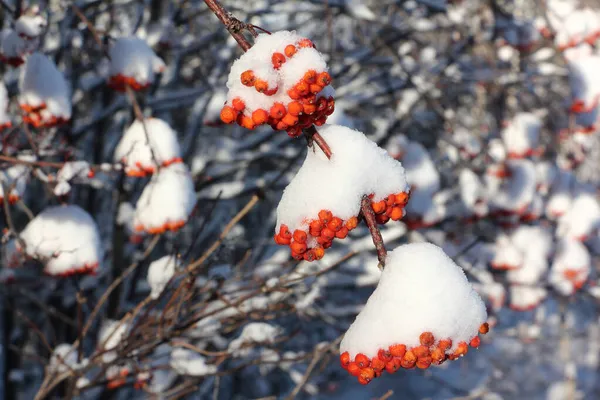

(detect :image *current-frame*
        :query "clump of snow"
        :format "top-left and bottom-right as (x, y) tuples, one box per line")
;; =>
(509, 286), (546, 311)
(147, 255), (179, 299)
(0, 30), (27, 66)
(170, 348), (217, 376)
(15, 13), (47, 38)
(488, 159), (536, 214)
(491, 234), (523, 270)
(276, 124), (408, 232)
(501, 112), (542, 158)
(114, 118), (182, 176)
(19, 205), (102, 276)
(340, 243), (487, 358)
(0, 84), (12, 129)
(221, 31), (334, 136)
(54, 161), (93, 196)
(98, 319), (129, 363)
(133, 163), (196, 234)
(550, 238), (591, 295)
(459, 169), (487, 217)
(568, 55), (600, 113)
(0, 156), (34, 203)
(49, 344), (86, 373)
(108, 37), (165, 91)
(19, 53), (71, 127)
(557, 193), (600, 240)
(228, 323), (282, 355)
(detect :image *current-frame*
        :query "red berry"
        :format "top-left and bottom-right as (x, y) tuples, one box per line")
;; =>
(271, 52), (286, 69)
(354, 353), (370, 368)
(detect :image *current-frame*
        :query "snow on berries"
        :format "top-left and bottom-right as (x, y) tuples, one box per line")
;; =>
(0, 156), (34, 204)
(19, 53), (71, 128)
(556, 193), (600, 241)
(0, 84), (12, 130)
(0, 29), (27, 66)
(220, 31), (335, 137)
(501, 112), (542, 159)
(18, 205), (102, 276)
(14, 10), (47, 39)
(275, 125), (408, 261)
(114, 118), (182, 177)
(133, 163), (196, 235)
(568, 55), (600, 114)
(108, 37), (166, 92)
(550, 238), (591, 295)
(147, 255), (179, 299)
(339, 243), (487, 384)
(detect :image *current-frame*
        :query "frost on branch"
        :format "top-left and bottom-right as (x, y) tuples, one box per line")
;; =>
(108, 37), (165, 92)
(133, 163), (196, 235)
(220, 31), (334, 137)
(18, 205), (102, 276)
(98, 319), (129, 363)
(147, 255), (179, 299)
(114, 118), (182, 177)
(19, 53), (71, 128)
(0, 29), (27, 66)
(339, 243), (487, 385)
(550, 238), (591, 295)
(0, 155), (33, 204)
(0, 84), (12, 130)
(501, 112), (542, 159)
(275, 124), (409, 261)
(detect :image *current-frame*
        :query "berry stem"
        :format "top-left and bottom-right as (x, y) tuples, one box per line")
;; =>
(305, 125), (332, 159)
(361, 195), (387, 269)
(203, 0), (252, 51)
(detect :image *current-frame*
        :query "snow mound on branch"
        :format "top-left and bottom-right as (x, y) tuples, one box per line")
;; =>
(489, 159), (536, 213)
(54, 161), (93, 196)
(501, 112), (542, 158)
(170, 348), (217, 376)
(0, 29), (27, 65)
(108, 37), (165, 89)
(228, 323), (281, 355)
(49, 344), (86, 373)
(147, 255), (179, 299)
(340, 243), (487, 358)
(557, 193), (600, 240)
(19, 53), (71, 124)
(15, 13), (47, 38)
(0, 155), (34, 203)
(134, 163), (196, 234)
(0, 84), (11, 128)
(568, 55), (600, 112)
(545, 170), (573, 218)
(491, 234), (523, 270)
(19, 205), (101, 276)
(276, 124), (408, 231)
(459, 169), (487, 216)
(550, 238), (591, 295)
(98, 320), (129, 363)
(114, 118), (182, 176)
(509, 285), (546, 311)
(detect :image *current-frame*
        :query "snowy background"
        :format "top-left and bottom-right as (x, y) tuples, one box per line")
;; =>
(1, 0), (600, 399)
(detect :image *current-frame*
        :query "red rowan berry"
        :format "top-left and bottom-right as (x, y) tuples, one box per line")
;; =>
(347, 362), (361, 377)
(416, 356), (432, 369)
(232, 98), (245, 112)
(419, 332), (435, 346)
(285, 44), (297, 57)
(298, 38), (314, 48)
(290, 242), (307, 254)
(453, 342), (468, 357)
(279, 225), (292, 239)
(293, 229), (307, 243)
(335, 227), (349, 239)
(470, 336), (481, 348)
(359, 367), (375, 384)
(401, 351), (416, 369)
(310, 220), (323, 232)
(314, 247), (325, 259)
(239, 115), (255, 130)
(372, 200), (386, 214)
(287, 101), (304, 116)
(377, 349), (392, 362)
(271, 52), (286, 69)
(413, 345), (430, 358)
(264, 87), (278, 96)
(240, 70), (256, 86)
(389, 344), (406, 358)
(295, 82), (309, 96)
(328, 217), (343, 232)
(303, 70), (317, 84)
(323, 241), (332, 249)
(282, 113), (298, 126)
(276, 120), (288, 130)
(318, 210), (333, 223)
(286, 126), (302, 137)
(371, 357), (385, 372)
(431, 348), (445, 364)
(287, 88), (301, 100)
(340, 352), (350, 368)
(303, 104), (317, 115)
(479, 322), (489, 334)
(220, 106), (236, 123)
(345, 216), (359, 230)
(355, 353), (370, 368)
(252, 109), (268, 125)
(303, 250), (316, 262)
(385, 358), (402, 374)
(390, 207), (404, 221)
(321, 228), (335, 241)
(291, 251), (304, 260)
(317, 71), (331, 86)
(375, 214), (390, 224)
(396, 192), (409, 206)
(438, 339), (452, 351)
(309, 83), (323, 94)
(254, 79), (269, 93)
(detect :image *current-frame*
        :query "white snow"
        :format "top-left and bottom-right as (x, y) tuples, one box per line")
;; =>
(170, 348), (217, 376)
(276, 124), (408, 232)
(491, 234), (523, 270)
(19, 205), (102, 276)
(49, 344), (85, 373)
(556, 193), (600, 240)
(133, 163), (196, 234)
(147, 255), (179, 299)
(0, 156), (34, 203)
(15, 14), (46, 38)
(340, 243), (487, 358)
(0, 83), (12, 128)
(489, 159), (537, 213)
(501, 113), (542, 158)
(228, 323), (281, 354)
(54, 161), (92, 195)
(509, 285), (546, 311)
(114, 118), (182, 176)
(108, 37), (165, 89)
(19, 53), (71, 126)
(550, 238), (591, 295)
(98, 319), (129, 363)
(0, 29), (27, 65)
(568, 55), (600, 112)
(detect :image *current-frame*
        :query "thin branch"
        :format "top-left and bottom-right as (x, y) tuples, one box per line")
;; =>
(361, 195), (387, 269)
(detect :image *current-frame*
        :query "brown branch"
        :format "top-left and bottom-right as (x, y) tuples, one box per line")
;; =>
(203, 0), (252, 51)
(361, 195), (387, 269)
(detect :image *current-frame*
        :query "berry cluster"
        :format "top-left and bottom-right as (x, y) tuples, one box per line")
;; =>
(134, 219), (186, 235)
(108, 74), (151, 92)
(340, 323), (489, 385)
(369, 192), (410, 224)
(49, 262), (98, 278)
(124, 157), (183, 178)
(274, 211), (359, 261)
(220, 32), (335, 137)
(20, 103), (69, 128)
